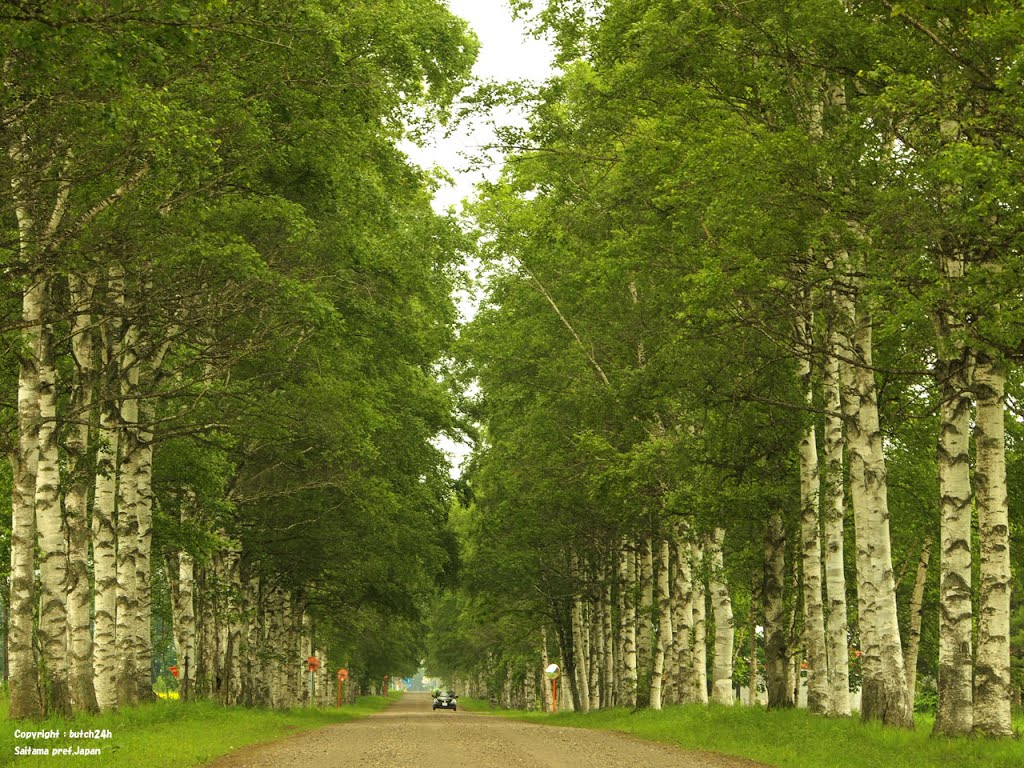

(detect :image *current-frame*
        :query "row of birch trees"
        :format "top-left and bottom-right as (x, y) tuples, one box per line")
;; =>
(2, 0), (475, 719)
(429, 0), (1024, 738)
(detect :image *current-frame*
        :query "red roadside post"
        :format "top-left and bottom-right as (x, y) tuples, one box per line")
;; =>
(337, 668), (348, 707)
(307, 656), (320, 705)
(545, 663), (560, 713)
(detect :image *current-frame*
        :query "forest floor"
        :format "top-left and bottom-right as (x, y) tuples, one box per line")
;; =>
(202, 691), (767, 768)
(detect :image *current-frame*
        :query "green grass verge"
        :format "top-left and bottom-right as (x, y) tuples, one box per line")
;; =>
(459, 698), (1024, 768)
(2, 692), (397, 767)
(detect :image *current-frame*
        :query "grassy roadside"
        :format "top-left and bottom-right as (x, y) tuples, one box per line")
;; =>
(459, 698), (1023, 768)
(2, 692), (397, 768)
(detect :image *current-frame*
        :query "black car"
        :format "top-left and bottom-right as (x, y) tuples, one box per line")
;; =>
(432, 690), (458, 711)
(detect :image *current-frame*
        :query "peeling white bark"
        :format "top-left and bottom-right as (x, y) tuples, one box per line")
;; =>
(840, 284), (913, 727)
(66, 275), (99, 714)
(672, 533), (695, 703)
(709, 528), (734, 705)
(973, 355), (1012, 737)
(823, 319), (851, 717)
(691, 539), (708, 704)
(619, 546), (637, 707)
(934, 353), (974, 735)
(649, 539), (672, 710)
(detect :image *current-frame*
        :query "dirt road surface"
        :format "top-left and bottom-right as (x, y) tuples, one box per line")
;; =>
(205, 692), (769, 768)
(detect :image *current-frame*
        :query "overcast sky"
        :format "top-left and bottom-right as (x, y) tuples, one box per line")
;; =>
(415, 2), (556, 476)
(405, 0), (555, 212)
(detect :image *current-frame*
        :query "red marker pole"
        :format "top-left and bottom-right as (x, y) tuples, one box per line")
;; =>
(337, 668), (348, 707)
(544, 663), (560, 713)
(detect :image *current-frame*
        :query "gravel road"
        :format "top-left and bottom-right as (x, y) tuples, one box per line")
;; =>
(204, 692), (769, 768)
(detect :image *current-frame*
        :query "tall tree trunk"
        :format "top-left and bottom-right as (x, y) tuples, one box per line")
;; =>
(92, 391), (120, 711)
(171, 499), (198, 700)
(692, 539), (708, 704)
(570, 567), (591, 712)
(749, 575), (759, 706)
(602, 562), (615, 708)
(65, 276), (100, 714)
(796, 312), (829, 715)
(842, 295), (913, 727)
(649, 539), (672, 710)
(115, 318), (142, 707)
(764, 510), (792, 708)
(540, 626), (551, 712)
(822, 316), (851, 717)
(933, 351), (974, 735)
(7, 132), (69, 720)
(636, 536), (654, 705)
(709, 528), (735, 705)
(130, 337), (168, 704)
(619, 546), (637, 708)
(92, 270), (124, 712)
(226, 562), (246, 706)
(973, 354), (1013, 737)
(7, 277), (44, 720)
(33, 290), (73, 717)
(586, 592), (600, 711)
(673, 532), (695, 703)
(905, 536), (932, 709)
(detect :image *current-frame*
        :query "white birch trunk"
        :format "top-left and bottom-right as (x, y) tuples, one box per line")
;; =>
(638, 536), (655, 698)
(584, 593), (599, 711)
(905, 536), (932, 707)
(619, 546), (637, 707)
(7, 280), (44, 719)
(129, 328), (172, 703)
(691, 540), (708, 704)
(673, 534), (695, 703)
(7, 133), (64, 719)
(842, 297), (913, 727)
(933, 354), (974, 735)
(764, 511), (791, 708)
(602, 565), (615, 708)
(225, 550), (244, 705)
(132, 387), (159, 703)
(541, 626), (551, 712)
(66, 276), (100, 714)
(92, 396), (120, 711)
(823, 319), (851, 716)
(589, 597), (601, 710)
(116, 319), (142, 707)
(32, 282), (74, 717)
(92, 270), (124, 711)
(748, 577), (759, 707)
(571, 570), (591, 712)
(709, 528), (734, 705)
(649, 539), (672, 710)
(796, 313), (829, 714)
(172, 545), (197, 699)
(973, 354), (1013, 737)
(269, 589), (288, 707)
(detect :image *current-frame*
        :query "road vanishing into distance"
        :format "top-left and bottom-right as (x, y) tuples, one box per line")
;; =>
(205, 692), (766, 768)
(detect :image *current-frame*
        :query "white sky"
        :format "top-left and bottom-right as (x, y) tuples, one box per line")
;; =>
(405, 0), (555, 214)
(415, 1), (556, 477)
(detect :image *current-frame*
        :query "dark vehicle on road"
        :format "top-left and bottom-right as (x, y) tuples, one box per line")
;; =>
(432, 690), (458, 711)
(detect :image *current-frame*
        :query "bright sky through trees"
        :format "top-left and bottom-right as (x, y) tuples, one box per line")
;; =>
(416, 1), (555, 476)
(406, 1), (555, 213)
